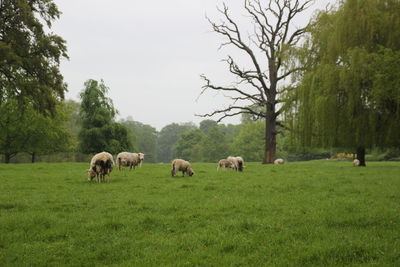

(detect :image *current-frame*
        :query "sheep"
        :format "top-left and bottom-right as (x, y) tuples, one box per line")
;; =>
(274, 158), (285, 164)
(138, 153), (145, 167)
(116, 152), (141, 171)
(171, 159), (194, 177)
(217, 159), (235, 171)
(353, 159), (360, 166)
(227, 156), (239, 171)
(236, 156), (245, 172)
(87, 152), (114, 183)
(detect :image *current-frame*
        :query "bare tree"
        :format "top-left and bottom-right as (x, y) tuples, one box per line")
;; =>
(198, 0), (312, 163)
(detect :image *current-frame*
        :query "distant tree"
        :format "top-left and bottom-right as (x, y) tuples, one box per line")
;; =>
(157, 122), (197, 163)
(198, 0), (313, 163)
(175, 129), (205, 162)
(231, 122), (264, 161)
(199, 120), (218, 135)
(0, 99), (28, 163)
(121, 117), (158, 162)
(0, 99), (72, 163)
(290, 0), (400, 166)
(24, 104), (73, 162)
(201, 126), (229, 162)
(78, 79), (131, 154)
(0, 0), (68, 115)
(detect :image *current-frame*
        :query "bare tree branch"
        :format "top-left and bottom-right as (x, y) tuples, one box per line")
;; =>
(198, 0), (312, 163)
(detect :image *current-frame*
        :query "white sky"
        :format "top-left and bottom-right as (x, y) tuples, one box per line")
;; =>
(53, 0), (334, 130)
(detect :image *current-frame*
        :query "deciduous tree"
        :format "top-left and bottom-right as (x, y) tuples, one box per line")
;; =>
(78, 79), (131, 154)
(198, 0), (312, 163)
(0, 0), (68, 115)
(290, 0), (400, 166)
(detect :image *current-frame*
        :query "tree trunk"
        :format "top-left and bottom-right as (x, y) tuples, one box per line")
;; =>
(4, 153), (11, 163)
(263, 102), (277, 164)
(31, 152), (37, 163)
(356, 147), (366, 167)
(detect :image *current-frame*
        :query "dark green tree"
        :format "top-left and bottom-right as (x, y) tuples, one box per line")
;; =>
(231, 121), (264, 161)
(24, 103), (73, 162)
(0, 0), (68, 115)
(199, 120), (218, 135)
(201, 126), (229, 162)
(157, 122), (197, 163)
(0, 99), (72, 163)
(78, 79), (131, 154)
(290, 0), (400, 166)
(174, 129), (205, 162)
(121, 117), (158, 162)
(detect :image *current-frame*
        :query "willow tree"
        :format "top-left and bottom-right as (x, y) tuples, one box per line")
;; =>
(198, 0), (312, 164)
(290, 0), (400, 166)
(0, 0), (68, 115)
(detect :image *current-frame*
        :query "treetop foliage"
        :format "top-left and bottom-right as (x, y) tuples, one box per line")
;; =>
(290, 0), (400, 151)
(0, 0), (68, 115)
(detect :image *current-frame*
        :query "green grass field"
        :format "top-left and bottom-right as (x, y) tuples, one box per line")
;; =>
(0, 161), (399, 266)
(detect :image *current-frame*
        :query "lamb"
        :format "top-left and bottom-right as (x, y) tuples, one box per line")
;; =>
(171, 159), (194, 177)
(116, 152), (141, 171)
(227, 156), (239, 171)
(217, 159), (235, 171)
(274, 158), (285, 164)
(87, 152), (114, 183)
(353, 159), (360, 166)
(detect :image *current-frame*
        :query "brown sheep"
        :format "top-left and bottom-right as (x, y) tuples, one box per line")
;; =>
(171, 159), (194, 177)
(217, 159), (235, 171)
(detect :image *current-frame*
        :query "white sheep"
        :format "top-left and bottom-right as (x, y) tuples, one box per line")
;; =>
(87, 152), (114, 183)
(217, 159), (235, 171)
(171, 159), (194, 177)
(138, 153), (145, 167)
(116, 152), (140, 171)
(353, 159), (360, 166)
(235, 156), (245, 172)
(227, 156), (239, 171)
(274, 158), (285, 164)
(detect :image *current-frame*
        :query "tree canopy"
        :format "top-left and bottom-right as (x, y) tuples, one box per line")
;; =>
(0, 99), (72, 163)
(78, 79), (131, 154)
(290, 0), (400, 165)
(0, 0), (68, 115)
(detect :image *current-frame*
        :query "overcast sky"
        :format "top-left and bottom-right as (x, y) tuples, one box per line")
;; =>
(53, 0), (334, 130)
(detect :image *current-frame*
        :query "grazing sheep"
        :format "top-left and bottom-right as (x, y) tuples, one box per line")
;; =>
(274, 158), (285, 164)
(87, 152), (114, 183)
(130, 153), (141, 170)
(353, 159), (360, 166)
(116, 152), (140, 171)
(227, 156), (239, 171)
(171, 159), (194, 177)
(236, 156), (245, 172)
(217, 159), (235, 171)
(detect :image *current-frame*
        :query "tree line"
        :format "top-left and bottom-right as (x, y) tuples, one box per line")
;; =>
(0, 77), (275, 163)
(1, 0), (399, 165)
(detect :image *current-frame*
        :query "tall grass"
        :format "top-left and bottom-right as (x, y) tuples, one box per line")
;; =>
(0, 161), (399, 266)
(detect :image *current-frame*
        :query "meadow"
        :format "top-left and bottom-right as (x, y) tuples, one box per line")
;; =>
(0, 160), (399, 266)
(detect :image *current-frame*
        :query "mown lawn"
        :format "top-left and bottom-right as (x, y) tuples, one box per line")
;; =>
(0, 160), (399, 266)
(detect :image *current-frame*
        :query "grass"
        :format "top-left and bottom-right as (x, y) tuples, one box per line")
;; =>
(0, 160), (399, 266)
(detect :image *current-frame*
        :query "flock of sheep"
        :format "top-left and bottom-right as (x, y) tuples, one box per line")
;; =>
(86, 151), (288, 183)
